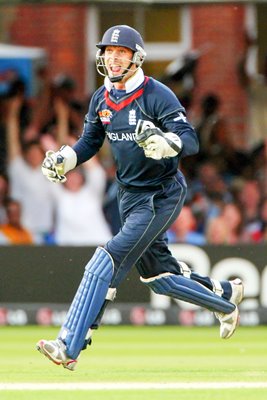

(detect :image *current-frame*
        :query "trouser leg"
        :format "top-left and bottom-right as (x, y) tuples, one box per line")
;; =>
(136, 238), (232, 300)
(92, 177), (187, 329)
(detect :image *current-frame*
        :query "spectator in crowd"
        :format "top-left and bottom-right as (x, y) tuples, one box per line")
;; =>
(6, 95), (57, 243)
(187, 161), (232, 233)
(5, 77), (113, 246)
(50, 74), (85, 134)
(232, 179), (262, 243)
(1, 60), (267, 247)
(206, 202), (244, 245)
(0, 98), (7, 174)
(206, 215), (229, 245)
(221, 202), (244, 244)
(25, 68), (85, 142)
(167, 205), (206, 245)
(0, 173), (9, 224)
(160, 50), (200, 113)
(0, 198), (34, 245)
(190, 161), (230, 201)
(186, 93), (250, 179)
(39, 93), (79, 152)
(53, 158), (112, 246)
(195, 94), (230, 162)
(258, 197), (267, 242)
(237, 32), (267, 152)
(0, 74), (33, 165)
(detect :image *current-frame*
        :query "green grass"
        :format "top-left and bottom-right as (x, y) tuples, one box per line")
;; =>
(1, 390), (267, 400)
(0, 325), (266, 400)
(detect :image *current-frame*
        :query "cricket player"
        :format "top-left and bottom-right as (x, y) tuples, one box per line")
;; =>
(37, 25), (244, 371)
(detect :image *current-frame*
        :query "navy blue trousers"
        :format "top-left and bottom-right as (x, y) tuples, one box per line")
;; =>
(105, 170), (224, 294)
(105, 171), (187, 287)
(91, 170), (231, 330)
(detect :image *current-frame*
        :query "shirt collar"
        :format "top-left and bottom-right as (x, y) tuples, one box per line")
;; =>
(104, 68), (145, 94)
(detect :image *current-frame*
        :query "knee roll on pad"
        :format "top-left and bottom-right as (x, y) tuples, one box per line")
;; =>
(58, 247), (114, 359)
(141, 273), (235, 314)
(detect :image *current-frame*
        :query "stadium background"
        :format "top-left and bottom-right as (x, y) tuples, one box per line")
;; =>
(0, 1), (267, 327)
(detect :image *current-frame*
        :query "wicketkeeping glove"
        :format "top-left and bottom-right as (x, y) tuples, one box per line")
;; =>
(135, 119), (183, 160)
(42, 145), (77, 183)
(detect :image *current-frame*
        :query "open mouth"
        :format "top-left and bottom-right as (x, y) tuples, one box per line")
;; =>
(109, 65), (122, 74)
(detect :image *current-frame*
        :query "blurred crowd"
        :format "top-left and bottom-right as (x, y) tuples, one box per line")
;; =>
(0, 68), (114, 245)
(0, 37), (267, 247)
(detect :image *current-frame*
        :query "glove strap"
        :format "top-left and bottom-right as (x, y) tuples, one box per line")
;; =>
(163, 132), (183, 154)
(59, 145), (77, 173)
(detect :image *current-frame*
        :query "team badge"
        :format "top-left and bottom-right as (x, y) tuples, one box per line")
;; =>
(111, 29), (120, 43)
(99, 109), (113, 124)
(129, 109), (136, 125)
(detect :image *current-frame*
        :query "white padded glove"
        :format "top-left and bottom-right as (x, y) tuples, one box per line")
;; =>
(142, 133), (182, 160)
(42, 145), (77, 183)
(135, 119), (183, 160)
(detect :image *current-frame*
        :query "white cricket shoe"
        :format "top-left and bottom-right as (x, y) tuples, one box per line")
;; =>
(36, 339), (77, 371)
(215, 278), (244, 339)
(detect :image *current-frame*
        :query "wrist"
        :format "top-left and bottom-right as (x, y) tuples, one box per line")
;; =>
(58, 145), (77, 173)
(163, 132), (183, 155)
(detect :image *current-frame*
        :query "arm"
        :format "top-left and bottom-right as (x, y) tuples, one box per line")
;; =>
(139, 80), (199, 159)
(42, 90), (106, 183)
(6, 96), (23, 161)
(172, 112), (199, 158)
(53, 97), (70, 146)
(24, 66), (52, 141)
(135, 110), (199, 160)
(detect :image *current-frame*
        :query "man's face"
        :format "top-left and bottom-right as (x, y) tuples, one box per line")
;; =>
(104, 45), (136, 82)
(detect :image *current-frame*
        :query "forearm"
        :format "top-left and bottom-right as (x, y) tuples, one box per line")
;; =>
(160, 113), (199, 158)
(54, 100), (70, 146)
(179, 127), (199, 157)
(6, 100), (22, 161)
(72, 132), (105, 166)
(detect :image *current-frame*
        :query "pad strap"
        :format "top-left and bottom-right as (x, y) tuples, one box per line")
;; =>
(211, 279), (224, 297)
(179, 261), (191, 278)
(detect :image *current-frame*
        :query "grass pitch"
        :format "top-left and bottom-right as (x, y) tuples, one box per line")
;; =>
(0, 325), (266, 400)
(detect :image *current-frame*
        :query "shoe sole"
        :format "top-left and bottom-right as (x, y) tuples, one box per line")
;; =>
(217, 279), (244, 339)
(36, 340), (77, 371)
(36, 340), (62, 366)
(221, 307), (240, 339)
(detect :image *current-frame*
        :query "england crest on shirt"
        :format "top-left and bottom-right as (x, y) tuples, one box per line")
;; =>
(129, 109), (136, 125)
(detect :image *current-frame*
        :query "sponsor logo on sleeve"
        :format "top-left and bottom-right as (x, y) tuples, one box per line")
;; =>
(99, 109), (113, 124)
